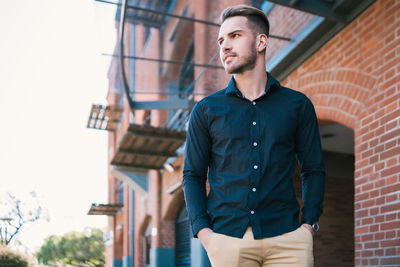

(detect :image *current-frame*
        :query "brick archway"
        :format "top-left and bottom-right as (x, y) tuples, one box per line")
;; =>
(283, 68), (377, 129)
(135, 215), (152, 267)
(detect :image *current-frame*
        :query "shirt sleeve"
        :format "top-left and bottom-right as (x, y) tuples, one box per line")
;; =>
(182, 102), (212, 237)
(295, 96), (326, 224)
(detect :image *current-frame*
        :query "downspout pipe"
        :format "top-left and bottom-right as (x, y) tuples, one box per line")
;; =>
(130, 189), (135, 266)
(129, 23), (136, 267)
(119, 0), (135, 115)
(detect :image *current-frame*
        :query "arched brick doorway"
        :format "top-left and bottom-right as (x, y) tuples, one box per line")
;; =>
(293, 121), (355, 266)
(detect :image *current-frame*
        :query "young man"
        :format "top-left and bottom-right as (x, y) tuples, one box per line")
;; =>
(183, 5), (325, 267)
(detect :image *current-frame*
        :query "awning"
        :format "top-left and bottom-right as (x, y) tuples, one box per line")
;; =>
(111, 124), (186, 170)
(88, 203), (123, 216)
(87, 104), (123, 131)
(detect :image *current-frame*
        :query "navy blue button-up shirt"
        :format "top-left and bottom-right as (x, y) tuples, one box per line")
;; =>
(183, 73), (325, 239)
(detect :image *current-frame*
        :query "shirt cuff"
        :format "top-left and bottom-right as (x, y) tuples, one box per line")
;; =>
(301, 215), (318, 224)
(191, 215), (211, 238)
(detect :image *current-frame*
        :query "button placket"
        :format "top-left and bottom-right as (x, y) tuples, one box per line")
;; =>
(248, 100), (259, 219)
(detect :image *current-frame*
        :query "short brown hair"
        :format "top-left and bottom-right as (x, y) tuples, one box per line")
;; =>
(220, 5), (270, 37)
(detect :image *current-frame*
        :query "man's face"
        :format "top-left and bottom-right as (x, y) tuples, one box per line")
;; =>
(217, 16), (257, 74)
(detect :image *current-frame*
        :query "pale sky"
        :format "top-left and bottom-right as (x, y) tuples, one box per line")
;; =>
(0, 0), (117, 253)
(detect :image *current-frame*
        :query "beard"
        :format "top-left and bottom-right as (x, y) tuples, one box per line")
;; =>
(224, 43), (257, 74)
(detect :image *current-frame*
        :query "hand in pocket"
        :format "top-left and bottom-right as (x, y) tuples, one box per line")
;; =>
(198, 228), (214, 251)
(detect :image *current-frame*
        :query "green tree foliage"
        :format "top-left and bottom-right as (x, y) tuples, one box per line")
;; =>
(0, 246), (29, 267)
(37, 228), (105, 267)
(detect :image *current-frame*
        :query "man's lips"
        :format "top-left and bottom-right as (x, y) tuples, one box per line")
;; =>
(224, 53), (236, 62)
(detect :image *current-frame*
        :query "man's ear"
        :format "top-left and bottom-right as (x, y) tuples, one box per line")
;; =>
(256, 34), (268, 53)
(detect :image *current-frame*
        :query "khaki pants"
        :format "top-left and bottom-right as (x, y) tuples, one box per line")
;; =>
(206, 226), (313, 267)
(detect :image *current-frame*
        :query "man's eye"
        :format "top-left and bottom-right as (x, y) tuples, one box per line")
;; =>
(233, 34), (239, 38)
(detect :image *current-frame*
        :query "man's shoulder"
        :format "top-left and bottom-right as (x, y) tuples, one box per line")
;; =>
(198, 88), (228, 105)
(278, 85), (307, 98)
(276, 85), (310, 104)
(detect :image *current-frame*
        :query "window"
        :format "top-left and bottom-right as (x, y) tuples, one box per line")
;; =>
(118, 181), (124, 204)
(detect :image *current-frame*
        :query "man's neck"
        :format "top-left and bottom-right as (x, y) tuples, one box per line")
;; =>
(233, 63), (268, 101)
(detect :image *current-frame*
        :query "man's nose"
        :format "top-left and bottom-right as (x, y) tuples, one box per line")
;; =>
(221, 40), (232, 53)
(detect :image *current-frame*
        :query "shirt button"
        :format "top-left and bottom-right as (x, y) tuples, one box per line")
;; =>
(252, 121), (256, 125)
(252, 188), (257, 192)
(253, 142), (258, 146)
(252, 101), (256, 105)
(250, 210), (255, 214)
(253, 165), (258, 169)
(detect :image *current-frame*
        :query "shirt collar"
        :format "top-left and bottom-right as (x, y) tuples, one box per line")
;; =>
(225, 72), (280, 97)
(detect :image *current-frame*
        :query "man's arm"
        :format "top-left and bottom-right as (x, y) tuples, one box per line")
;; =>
(182, 102), (211, 238)
(295, 96), (326, 225)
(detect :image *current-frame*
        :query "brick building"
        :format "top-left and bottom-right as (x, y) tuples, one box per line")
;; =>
(88, 0), (399, 266)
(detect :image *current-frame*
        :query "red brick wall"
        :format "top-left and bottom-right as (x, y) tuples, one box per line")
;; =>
(284, 0), (400, 265)
(193, 0), (245, 98)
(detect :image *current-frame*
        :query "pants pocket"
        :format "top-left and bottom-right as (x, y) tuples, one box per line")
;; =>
(300, 225), (314, 240)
